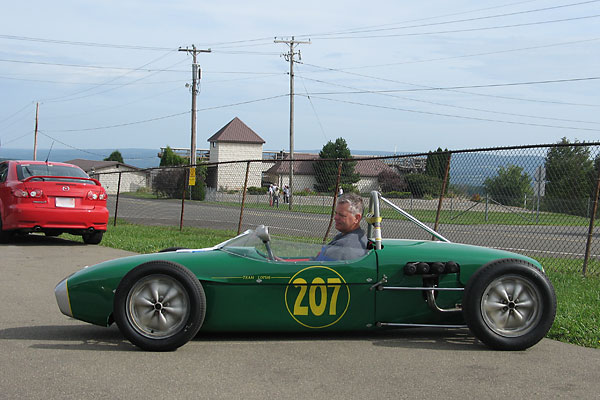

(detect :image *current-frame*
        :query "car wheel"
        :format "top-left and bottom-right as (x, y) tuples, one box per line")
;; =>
(0, 217), (13, 243)
(463, 259), (556, 351)
(113, 261), (206, 351)
(82, 231), (103, 244)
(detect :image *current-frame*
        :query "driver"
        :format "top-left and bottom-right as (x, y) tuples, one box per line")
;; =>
(315, 193), (367, 261)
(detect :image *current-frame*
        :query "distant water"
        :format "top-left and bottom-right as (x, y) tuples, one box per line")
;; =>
(0, 147), (544, 187)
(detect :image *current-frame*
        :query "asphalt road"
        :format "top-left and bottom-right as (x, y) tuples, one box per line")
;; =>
(1, 236), (599, 399)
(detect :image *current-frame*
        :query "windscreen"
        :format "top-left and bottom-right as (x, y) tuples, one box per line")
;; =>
(220, 228), (365, 263)
(17, 163), (91, 182)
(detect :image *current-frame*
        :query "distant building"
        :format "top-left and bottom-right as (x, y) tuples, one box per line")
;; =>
(67, 159), (149, 194)
(264, 154), (396, 193)
(206, 117), (265, 190)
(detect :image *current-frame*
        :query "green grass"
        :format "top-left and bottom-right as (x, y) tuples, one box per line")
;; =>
(545, 270), (600, 349)
(65, 220), (235, 253)
(66, 221), (600, 349)
(202, 200), (590, 226)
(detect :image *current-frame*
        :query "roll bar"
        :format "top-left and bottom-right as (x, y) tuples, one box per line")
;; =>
(367, 191), (450, 247)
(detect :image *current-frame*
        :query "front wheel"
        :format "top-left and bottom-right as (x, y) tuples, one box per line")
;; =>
(463, 259), (556, 351)
(113, 261), (206, 351)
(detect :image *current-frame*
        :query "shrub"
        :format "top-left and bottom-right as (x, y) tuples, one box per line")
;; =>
(405, 173), (442, 198)
(247, 186), (267, 195)
(383, 191), (411, 199)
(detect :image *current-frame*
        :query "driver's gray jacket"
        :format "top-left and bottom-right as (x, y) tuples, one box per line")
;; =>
(315, 227), (368, 261)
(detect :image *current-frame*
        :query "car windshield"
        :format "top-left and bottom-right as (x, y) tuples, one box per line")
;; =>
(17, 163), (92, 183)
(219, 228), (368, 263)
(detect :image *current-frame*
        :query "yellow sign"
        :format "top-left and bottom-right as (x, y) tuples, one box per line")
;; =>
(189, 167), (196, 186)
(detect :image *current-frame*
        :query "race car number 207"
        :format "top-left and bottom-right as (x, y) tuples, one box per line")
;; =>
(284, 266), (350, 329)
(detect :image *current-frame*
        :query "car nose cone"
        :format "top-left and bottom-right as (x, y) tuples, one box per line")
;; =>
(55, 278), (73, 317)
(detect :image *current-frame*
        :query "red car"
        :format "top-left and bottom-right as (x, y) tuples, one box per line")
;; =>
(0, 160), (109, 244)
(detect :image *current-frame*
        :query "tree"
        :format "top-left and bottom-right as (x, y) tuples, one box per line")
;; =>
(160, 146), (186, 167)
(313, 138), (360, 192)
(154, 146), (206, 200)
(405, 173), (442, 198)
(544, 138), (594, 216)
(425, 147), (450, 180)
(377, 169), (407, 193)
(484, 165), (533, 207)
(104, 150), (124, 163)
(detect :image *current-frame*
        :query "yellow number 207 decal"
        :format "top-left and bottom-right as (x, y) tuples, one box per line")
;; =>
(285, 266), (350, 329)
(292, 277), (341, 316)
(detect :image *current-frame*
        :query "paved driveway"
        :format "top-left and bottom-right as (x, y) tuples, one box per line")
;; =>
(1, 236), (599, 399)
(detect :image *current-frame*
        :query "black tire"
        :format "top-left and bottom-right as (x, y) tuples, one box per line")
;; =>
(82, 231), (104, 244)
(463, 258), (556, 351)
(113, 261), (206, 351)
(0, 216), (13, 244)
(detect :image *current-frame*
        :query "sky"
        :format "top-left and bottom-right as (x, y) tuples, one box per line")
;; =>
(1, 0), (599, 162)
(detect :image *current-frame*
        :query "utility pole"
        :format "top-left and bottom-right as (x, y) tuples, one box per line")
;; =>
(274, 36), (310, 210)
(33, 102), (39, 160)
(179, 45), (211, 174)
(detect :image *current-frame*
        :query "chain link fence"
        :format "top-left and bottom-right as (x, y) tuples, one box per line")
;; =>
(96, 142), (600, 276)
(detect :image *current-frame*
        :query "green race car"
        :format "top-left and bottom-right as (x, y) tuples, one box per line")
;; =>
(55, 192), (556, 351)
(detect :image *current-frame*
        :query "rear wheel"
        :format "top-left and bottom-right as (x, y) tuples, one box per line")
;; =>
(463, 259), (556, 351)
(0, 216), (13, 243)
(82, 231), (103, 244)
(113, 261), (206, 351)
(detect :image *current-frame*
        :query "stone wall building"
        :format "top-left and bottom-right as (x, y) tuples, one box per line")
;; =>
(206, 117), (265, 190)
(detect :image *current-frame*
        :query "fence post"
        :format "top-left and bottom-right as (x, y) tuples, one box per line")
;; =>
(113, 171), (122, 227)
(323, 160), (343, 243)
(237, 161), (251, 235)
(433, 152), (451, 236)
(179, 168), (188, 231)
(485, 194), (489, 222)
(582, 167), (600, 276)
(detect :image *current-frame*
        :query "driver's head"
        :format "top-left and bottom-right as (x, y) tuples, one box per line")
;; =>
(334, 193), (363, 234)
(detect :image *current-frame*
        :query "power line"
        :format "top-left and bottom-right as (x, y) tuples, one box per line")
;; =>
(42, 55), (187, 103)
(302, 62), (600, 107)
(338, 37), (600, 70)
(304, 95), (600, 132)
(44, 111), (190, 132)
(310, 0), (600, 38)
(0, 102), (33, 125)
(42, 95), (288, 133)
(296, 73), (600, 125)
(296, 0), (543, 39)
(302, 76), (600, 94)
(0, 75), (188, 85)
(312, 14), (600, 40)
(38, 131), (109, 157)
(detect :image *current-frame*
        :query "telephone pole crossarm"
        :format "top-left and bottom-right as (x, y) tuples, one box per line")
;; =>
(178, 45), (211, 173)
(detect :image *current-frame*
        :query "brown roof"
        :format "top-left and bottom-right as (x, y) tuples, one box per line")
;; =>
(66, 159), (140, 173)
(266, 155), (394, 177)
(207, 117), (265, 144)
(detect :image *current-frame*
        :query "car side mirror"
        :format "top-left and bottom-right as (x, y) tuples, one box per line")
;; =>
(255, 225), (271, 243)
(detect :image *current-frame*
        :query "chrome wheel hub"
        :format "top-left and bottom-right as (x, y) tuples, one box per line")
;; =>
(480, 274), (542, 337)
(126, 274), (190, 339)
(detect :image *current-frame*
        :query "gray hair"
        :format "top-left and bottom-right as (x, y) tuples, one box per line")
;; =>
(337, 193), (363, 215)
